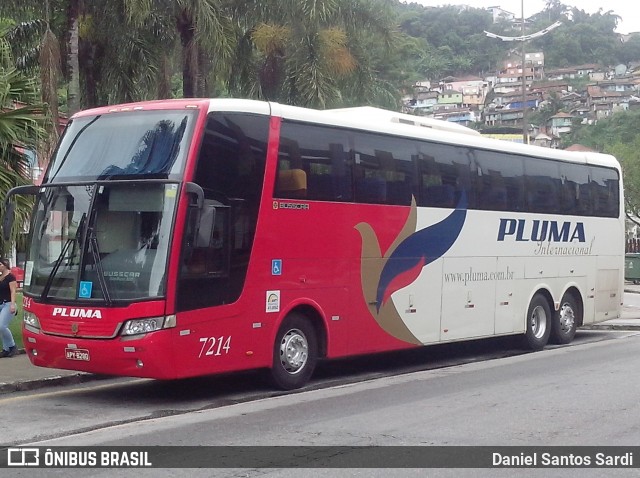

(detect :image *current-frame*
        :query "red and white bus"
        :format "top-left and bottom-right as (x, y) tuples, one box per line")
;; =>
(3, 99), (624, 389)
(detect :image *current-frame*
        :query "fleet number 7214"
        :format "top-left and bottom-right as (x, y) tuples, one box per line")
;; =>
(198, 336), (231, 358)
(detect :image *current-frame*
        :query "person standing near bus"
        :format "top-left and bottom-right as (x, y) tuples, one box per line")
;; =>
(0, 258), (18, 358)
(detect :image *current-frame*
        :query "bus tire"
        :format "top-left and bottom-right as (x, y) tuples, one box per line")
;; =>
(523, 293), (551, 351)
(549, 292), (578, 345)
(269, 313), (317, 390)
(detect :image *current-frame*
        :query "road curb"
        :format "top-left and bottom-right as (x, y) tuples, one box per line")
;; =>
(0, 372), (109, 395)
(0, 349), (110, 395)
(581, 324), (640, 331)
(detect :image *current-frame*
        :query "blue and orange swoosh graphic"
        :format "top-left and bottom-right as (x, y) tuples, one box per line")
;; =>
(375, 191), (467, 312)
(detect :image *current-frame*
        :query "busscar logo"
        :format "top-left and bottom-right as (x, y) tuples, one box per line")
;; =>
(8, 448), (39, 466)
(273, 201), (309, 210)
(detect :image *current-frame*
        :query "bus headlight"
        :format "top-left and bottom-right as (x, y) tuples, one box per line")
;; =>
(121, 315), (176, 336)
(23, 311), (41, 330)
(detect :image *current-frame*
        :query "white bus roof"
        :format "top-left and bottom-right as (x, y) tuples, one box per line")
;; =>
(323, 106), (481, 136)
(192, 98), (619, 171)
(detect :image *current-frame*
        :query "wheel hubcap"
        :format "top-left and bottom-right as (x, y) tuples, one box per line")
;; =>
(279, 329), (308, 374)
(559, 303), (575, 334)
(530, 305), (547, 339)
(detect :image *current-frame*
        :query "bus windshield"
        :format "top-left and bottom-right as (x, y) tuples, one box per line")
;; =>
(45, 110), (196, 182)
(25, 183), (178, 302)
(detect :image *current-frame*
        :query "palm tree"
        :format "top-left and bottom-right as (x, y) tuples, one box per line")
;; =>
(1, 0), (63, 161)
(76, 1), (175, 105)
(2, 0), (177, 107)
(1, 0), (82, 114)
(229, 0), (398, 108)
(124, 0), (235, 98)
(0, 23), (44, 251)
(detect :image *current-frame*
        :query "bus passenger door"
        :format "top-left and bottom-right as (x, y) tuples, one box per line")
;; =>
(440, 257), (497, 340)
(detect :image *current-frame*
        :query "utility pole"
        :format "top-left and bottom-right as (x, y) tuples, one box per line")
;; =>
(485, 4), (562, 144)
(520, 0), (527, 143)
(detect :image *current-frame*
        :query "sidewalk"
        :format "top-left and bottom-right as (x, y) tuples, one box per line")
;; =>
(0, 351), (105, 394)
(2, 285), (640, 395)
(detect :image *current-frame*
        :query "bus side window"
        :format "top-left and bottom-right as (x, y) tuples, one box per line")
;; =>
(473, 150), (523, 212)
(486, 173), (508, 210)
(376, 150), (412, 206)
(185, 200), (229, 276)
(275, 138), (308, 199)
(353, 151), (387, 204)
(276, 169), (307, 198)
(278, 122), (353, 203)
(416, 143), (469, 209)
(559, 163), (586, 215)
(525, 160), (560, 214)
(425, 184), (454, 208)
(355, 174), (387, 204)
(590, 167), (619, 217)
(417, 155), (441, 207)
(352, 132), (417, 206)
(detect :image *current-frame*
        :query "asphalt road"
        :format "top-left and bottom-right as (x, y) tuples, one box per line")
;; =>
(2, 329), (640, 477)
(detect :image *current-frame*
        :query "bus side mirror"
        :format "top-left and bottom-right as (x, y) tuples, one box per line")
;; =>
(195, 202), (216, 248)
(182, 182), (205, 256)
(2, 200), (15, 242)
(184, 182), (204, 209)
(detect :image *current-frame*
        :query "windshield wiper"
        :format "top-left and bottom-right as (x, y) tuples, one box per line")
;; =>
(41, 237), (75, 300)
(41, 213), (86, 301)
(48, 116), (101, 180)
(87, 226), (112, 306)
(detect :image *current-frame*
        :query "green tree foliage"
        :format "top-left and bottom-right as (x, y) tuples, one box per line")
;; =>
(124, 0), (235, 99)
(81, 2), (174, 105)
(619, 36), (640, 65)
(525, 5), (621, 67)
(4, 0), (640, 113)
(0, 23), (42, 252)
(397, 4), (506, 77)
(228, 0), (397, 109)
(399, 1), (640, 82)
(609, 138), (640, 224)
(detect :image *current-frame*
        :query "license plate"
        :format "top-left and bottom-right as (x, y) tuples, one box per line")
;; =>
(65, 348), (90, 361)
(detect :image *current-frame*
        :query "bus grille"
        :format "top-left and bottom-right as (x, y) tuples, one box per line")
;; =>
(42, 319), (121, 339)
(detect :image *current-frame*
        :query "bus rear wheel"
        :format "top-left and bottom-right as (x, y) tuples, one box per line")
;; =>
(269, 313), (317, 390)
(523, 293), (551, 351)
(550, 293), (578, 344)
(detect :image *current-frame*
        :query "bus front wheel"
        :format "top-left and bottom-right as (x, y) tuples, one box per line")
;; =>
(269, 313), (318, 390)
(550, 293), (578, 344)
(523, 294), (551, 351)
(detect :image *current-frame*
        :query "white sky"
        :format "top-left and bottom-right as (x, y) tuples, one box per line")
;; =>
(404, 1), (638, 34)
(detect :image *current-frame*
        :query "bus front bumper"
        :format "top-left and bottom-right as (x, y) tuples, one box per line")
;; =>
(22, 327), (177, 379)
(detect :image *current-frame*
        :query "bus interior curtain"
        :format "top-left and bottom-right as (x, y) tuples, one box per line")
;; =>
(98, 117), (187, 178)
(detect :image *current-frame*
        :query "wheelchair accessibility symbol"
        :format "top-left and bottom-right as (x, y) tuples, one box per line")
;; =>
(272, 259), (282, 276)
(79, 281), (93, 298)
